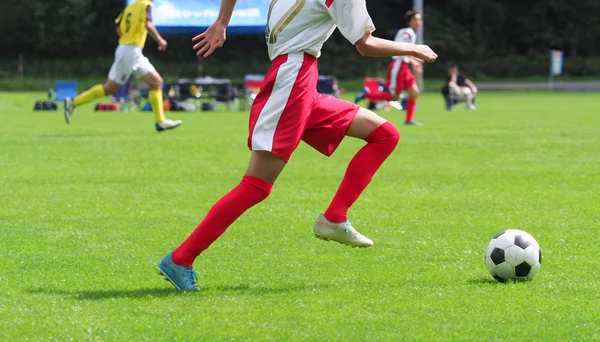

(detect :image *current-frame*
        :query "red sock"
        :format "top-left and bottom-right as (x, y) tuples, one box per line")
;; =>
(172, 175), (272, 267)
(405, 98), (416, 123)
(324, 122), (400, 222)
(365, 91), (393, 102)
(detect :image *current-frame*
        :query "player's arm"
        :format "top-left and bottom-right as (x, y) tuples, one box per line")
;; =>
(145, 5), (167, 51)
(465, 79), (478, 93)
(193, 0), (237, 57)
(329, 0), (436, 62)
(355, 32), (437, 62)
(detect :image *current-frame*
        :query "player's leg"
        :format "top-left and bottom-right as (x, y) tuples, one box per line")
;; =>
(141, 71), (182, 132)
(158, 151), (283, 290)
(172, 151), (284, 261)
(322, 107), (398, 234)
(404, 82), (420, 125)
(64, 49), (129, 123)
(302, 95), (399, 247)
(158, 53), (316, 290)
(72, 80), (120, 108)
(64, 80), (121, 124)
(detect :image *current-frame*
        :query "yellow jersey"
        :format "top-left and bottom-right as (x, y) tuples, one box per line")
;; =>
(115, 0), (153, 48)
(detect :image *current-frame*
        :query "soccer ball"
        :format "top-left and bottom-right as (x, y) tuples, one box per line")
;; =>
(485, 229), (542, 282)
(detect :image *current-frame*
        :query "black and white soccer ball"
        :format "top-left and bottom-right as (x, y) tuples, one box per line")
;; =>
(485, 229), (542, 282)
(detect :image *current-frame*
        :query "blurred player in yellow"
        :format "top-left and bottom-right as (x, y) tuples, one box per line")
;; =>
(65, 0), (182, 132)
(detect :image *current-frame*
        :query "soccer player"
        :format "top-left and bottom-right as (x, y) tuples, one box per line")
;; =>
(356, 9), (424, 126)
(157, 0), (437, 291)
(442, 63), (478, 111)
(64, 0), (182, 132)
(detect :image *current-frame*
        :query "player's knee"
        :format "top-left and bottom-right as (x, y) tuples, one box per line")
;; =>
(368, 122), (400, 152)
(242, 175), (273, 204)
(147, 74), (163, 90)
(385, 122), (401, 149)
(103, 84), (118, 95)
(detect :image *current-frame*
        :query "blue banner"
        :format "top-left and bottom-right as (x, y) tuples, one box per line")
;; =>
(127, 0), (269, 34)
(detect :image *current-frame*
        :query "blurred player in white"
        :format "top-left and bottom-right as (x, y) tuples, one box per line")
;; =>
(357, 9), (424, 126)
(157, 0), (437, 290)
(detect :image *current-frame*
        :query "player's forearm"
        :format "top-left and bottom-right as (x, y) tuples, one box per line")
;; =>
(216, 0), (237, 26)
(356, 35), (418, 58)
(146, 22), (164, 43)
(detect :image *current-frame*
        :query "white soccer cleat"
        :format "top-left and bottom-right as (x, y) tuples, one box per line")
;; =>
(314, 214), (373, 248)
(156, 119), (182, 132)
(389, 101), (403, 111)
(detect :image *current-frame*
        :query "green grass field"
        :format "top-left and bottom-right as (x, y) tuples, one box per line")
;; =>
(1, 91), (599, 341)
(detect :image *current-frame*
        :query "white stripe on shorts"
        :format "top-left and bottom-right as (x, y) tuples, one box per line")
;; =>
(251, 54), (304, 153)
(388, 59), (401, 95)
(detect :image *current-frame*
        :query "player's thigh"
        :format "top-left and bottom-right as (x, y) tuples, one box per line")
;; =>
(136, 56), (160, 89)
(346, 107), (387, 140)
(249, 53), (317, 163)
(108, 58), (132, 87)
(300, 95), (357, 156)
(303, 94), (386, 154)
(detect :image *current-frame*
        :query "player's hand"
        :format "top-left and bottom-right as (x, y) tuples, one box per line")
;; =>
(193, 21), (227, 58)
(413, 61), (423, 74)
(158, 39), (168, 51)
(414, 45), (437, 63)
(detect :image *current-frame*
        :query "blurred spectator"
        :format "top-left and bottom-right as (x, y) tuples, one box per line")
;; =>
(441, 63), (478, 111)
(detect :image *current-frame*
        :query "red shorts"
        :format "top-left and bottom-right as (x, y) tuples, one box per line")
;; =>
(248, 53), (359, 162)
(385, 59), (415, 96)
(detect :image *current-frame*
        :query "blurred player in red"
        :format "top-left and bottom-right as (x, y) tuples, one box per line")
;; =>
(356, 9), (424, 126)
(157, 0), (437, 290)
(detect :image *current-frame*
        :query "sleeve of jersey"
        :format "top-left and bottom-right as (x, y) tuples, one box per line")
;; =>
(328, 0), (375, 45)
(146, 5), (152, 22)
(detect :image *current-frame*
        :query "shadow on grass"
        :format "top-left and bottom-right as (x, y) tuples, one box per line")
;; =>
(202, 282), (334, 295)
(468, 277), (501, 285)
(28, 287), (185, 300)
(27, 282), (332, 300)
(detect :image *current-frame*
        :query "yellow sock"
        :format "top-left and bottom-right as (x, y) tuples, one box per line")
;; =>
(148, 90), (166, 124)
(73, 84), (105, 107)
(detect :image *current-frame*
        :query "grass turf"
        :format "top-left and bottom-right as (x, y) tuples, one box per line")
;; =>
(0, 91), (599, 340)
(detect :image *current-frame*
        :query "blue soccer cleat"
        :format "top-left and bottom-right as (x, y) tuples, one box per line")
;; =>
(354, 87), (369, 103)
(158, 252), (199, 291)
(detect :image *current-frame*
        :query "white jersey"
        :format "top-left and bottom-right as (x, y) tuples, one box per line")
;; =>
(392, 27), (416, 62)
(265, 0), (375, 60)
